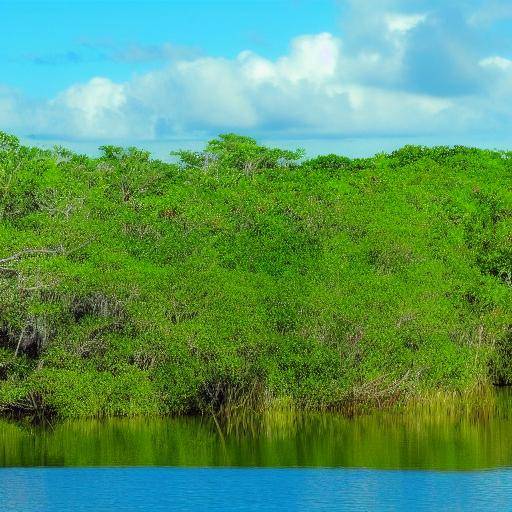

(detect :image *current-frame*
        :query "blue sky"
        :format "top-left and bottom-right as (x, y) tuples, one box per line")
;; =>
(2, 0), (512, 157)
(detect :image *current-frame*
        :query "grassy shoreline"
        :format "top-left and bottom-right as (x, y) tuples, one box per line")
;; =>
(1, 384), (509, 430)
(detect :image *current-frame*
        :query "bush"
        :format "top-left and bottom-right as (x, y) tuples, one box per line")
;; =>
(0, 134), (511, 419)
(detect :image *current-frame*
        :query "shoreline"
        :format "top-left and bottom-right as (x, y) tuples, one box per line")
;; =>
(1, 384), (509, 426)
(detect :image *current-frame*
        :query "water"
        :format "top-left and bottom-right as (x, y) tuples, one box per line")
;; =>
(2, 405), (512, 469)
(1, 467), (512, 512)
(2, 394), (512, 510)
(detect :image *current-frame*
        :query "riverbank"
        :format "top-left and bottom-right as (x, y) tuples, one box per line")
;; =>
(1, 132), (511, 420)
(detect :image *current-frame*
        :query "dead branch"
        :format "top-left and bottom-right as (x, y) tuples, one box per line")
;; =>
(0, 246), (65, 265)
(14, 326), (26, 357)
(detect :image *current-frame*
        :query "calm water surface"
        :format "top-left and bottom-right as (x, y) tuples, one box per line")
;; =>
(2, 391), (512, 510)
(1, 468), (512, 511)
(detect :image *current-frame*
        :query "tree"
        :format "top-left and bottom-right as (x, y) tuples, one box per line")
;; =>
(171, 134), (304, 174)
(0, 132), (20, 152)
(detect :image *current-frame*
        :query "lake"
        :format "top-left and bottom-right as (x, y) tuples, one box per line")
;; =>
(2, 392), (512, 510)
(2, 467), (512, 511)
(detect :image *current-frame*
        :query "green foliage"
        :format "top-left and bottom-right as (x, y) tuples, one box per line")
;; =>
(98, 145), (124, 160)
(0, 132), (20, 152)
(0, 133), (512, 419)
(303, 154), (351, 172)
(172, 133), (304, 174)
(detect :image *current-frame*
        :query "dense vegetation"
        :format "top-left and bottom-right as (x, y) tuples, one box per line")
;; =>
(0, 131), (511, 420)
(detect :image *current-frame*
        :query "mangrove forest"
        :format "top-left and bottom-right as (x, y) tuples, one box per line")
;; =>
(0, 131), (511, 420)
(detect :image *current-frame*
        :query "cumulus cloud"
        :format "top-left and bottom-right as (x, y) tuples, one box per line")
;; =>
(61, 32), (459, 139)
(1, 2), (512, 143)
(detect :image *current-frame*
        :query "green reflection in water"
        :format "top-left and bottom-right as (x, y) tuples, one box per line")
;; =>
(2, 390), (512, 470)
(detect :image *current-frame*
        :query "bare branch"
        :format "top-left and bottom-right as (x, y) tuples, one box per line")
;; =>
(0, 246), (65, 265)
(14, 326), (26, 357)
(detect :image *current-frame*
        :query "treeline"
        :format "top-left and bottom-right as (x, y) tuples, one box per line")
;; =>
(0, 132), (511, 419)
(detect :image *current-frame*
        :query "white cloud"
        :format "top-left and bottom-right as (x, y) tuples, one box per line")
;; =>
(47, 77), (139, 139)
(385, 13), (427, 34)
(54, 77), (126, 118)
(114, 31), (454, 138)
(0, 15), (511, 144)
(273, 32), (340, 85)
(479, 56), (512, 71)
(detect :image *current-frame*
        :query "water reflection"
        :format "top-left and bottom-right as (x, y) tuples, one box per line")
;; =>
(2, 390), (512, 469)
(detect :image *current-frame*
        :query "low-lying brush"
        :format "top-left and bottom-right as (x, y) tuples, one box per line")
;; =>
(0, 131), (511, 420)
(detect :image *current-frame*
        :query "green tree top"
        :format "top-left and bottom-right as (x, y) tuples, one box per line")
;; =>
(172, 133), (304, 174)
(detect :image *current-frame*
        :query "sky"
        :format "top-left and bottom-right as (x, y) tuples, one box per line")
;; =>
(2, 0), (512, 157)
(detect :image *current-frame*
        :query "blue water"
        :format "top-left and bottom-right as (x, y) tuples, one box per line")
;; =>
(1, 468), (511, 512)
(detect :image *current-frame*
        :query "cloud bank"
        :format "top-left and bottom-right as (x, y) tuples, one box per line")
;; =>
(1, 1), (512, 142)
